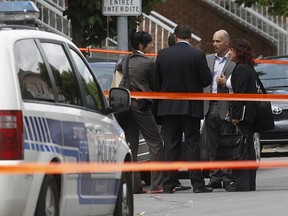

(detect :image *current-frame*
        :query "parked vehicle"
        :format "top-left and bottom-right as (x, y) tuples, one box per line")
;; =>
(255, 56), (288, 149)
(89, 61), (118, 91)
(0, 2), (133, 216)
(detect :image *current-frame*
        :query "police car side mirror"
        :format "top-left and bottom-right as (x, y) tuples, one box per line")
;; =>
(108, 87), (131, 113)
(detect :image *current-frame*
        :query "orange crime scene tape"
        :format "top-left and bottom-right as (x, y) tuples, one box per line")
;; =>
(1, 161), (288, 174)
(80, 47), (288, 62)
(1, 49), (287, 174)
(105, 91), (288, 102)
(80, 47), (157, 57)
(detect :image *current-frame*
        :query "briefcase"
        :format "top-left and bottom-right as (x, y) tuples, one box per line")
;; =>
(216, 122), (247, 160)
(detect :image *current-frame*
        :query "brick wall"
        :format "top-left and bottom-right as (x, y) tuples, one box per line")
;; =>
(153, 0), (277, 57)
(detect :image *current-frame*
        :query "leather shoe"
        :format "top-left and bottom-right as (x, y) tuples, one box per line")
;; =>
(224, 182), (237, 192)
(223, 181), (230, 189)
(163, 188), (176, 193)
(175, 184), (192, 191)
(206, 180), (222, 189)
(193, 186), (213, 193)
(134, 188), (147, 194)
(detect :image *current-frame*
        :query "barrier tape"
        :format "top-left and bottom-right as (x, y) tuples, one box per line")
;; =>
(80, 47), (288, 64)
(255, 59), (288, 65)
(1, 161), (288, 174)
(80, 48), (156, 57)
(105, 91), (288, 102)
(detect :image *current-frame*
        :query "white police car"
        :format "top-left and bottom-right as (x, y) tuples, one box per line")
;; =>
(0, 1), (133, 216)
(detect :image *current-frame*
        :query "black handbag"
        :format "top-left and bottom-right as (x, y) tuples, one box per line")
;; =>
(253, 73), (275, 132)
(137, 99), (152, 112)
(216, 122), (247, 160)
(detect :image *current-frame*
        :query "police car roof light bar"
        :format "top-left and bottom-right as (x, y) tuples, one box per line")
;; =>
(0, 1), (40, 22)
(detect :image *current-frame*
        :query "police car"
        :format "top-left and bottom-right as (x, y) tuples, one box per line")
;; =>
(0, 1), (133, 216)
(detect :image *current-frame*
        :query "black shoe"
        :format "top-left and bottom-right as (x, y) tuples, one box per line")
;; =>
(134, 188), (148, 194)
(175, 184), (192, 191)
(223, 181), (230, 189)
(163, 188), (176, 193)
(193, 186), (213, 193)
(206, 180), (222, 189)
(224, 182), (237, 192)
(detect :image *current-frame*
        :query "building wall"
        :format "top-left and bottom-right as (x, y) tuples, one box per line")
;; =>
(153, 0), (277, 57)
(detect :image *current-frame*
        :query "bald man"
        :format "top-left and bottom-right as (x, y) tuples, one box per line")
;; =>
(203, 30), (236, 189)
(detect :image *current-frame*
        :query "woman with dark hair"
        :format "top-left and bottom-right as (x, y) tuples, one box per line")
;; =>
(218, 38), (258, 192)
(117, 28), (164, 194)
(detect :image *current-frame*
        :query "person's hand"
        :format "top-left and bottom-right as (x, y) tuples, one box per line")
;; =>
(232, 119), (239, 126)
(217, 74), (227, 87)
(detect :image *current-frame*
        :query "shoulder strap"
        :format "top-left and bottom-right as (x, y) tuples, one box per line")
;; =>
(254, 68), (267, 94)
(123, 54), (131, 90)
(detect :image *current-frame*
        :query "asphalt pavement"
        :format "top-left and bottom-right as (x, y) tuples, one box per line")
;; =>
(134, 155), (288, 216)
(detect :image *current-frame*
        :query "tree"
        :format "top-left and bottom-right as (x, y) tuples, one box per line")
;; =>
(64, 0), (164, 48)
(236, 0), (288, 16)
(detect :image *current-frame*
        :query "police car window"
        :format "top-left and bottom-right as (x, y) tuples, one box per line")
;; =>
(70, 49), (104, 111)
(41, 42), (81, 106)
(15, 39), (54, 101)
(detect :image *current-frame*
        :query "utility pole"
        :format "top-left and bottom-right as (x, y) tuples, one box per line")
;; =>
(117, 16), (128, 51)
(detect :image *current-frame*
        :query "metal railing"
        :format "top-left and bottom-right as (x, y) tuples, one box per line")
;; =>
(6, 0), (71, 40)
(203, 0), (288, 55)
(140, 11), (202, 53)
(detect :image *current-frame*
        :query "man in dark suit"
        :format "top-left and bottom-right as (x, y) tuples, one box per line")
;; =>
(154, 24), (213, 193)
(203, 30), (236, 189)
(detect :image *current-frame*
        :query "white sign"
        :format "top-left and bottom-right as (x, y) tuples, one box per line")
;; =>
(102, 0), (142, 16)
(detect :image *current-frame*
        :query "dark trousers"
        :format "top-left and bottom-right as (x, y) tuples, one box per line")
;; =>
(205, 103), (232, 183)
(129, 100), (164, 191)
(161, 115), (205, 190)
(233, 122), (257, 191)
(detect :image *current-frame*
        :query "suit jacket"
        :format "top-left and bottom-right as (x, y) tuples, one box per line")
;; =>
(154, 42), (212, 118)
(203, 53), (236, 119)
(230, 63), (257, 123)
(119, 51), (155, 98)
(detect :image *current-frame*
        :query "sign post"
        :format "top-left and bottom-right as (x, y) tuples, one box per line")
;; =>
(102, 0), (142, 52)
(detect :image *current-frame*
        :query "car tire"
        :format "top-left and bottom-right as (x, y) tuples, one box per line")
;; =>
(114, 172), (134, 216)
(35, 175), (59, 216)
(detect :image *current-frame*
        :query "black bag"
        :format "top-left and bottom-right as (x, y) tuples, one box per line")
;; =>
(254, 101), (274, 132)
(137, 99), (152, 112)
(216, 122), (247, 160)
(253, 73), (275, 132)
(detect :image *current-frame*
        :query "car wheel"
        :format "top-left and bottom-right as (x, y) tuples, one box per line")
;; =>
(254, 132), (261, 162)
(35, 175), (59, 216)
(114, 172), (134, 216)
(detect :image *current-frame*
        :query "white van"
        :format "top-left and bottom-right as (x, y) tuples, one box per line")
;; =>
(0, 2), (133, 216)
